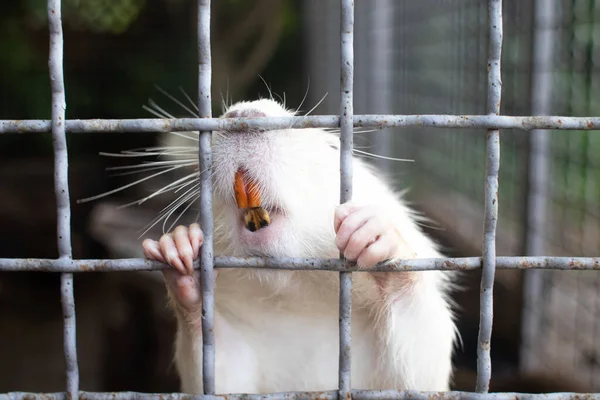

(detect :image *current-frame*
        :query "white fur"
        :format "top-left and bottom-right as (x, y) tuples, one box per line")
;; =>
(166, 99), (458, 394)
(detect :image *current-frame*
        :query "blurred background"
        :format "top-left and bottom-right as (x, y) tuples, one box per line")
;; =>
(1, 0), (599, 394)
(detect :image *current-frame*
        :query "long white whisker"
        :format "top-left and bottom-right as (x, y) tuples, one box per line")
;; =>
(77, 164), (191, 203)
(352, 148), (414, 163)
(145, 101), (176, 119)
(106, 160), (197, 171)
(123, 168), (194, 203)
(258, 75), (274, 100)
(273, 91), (285, 105)
(151, 164), (213, 214)
(118, 173), (199, 209)
(179, 86), (201, 112)
(158, 186), (201, 234)
(220, 91), (227, 115)
(99, 147), (199, 158)
(138, 145), (198, 152)
(166, 131), (200, 142)
(154, 130), (199, 143)
(154, 182), (200, 214)
(225, 77), (231, 109)
(99, 151), (158, 158)
(134, 179), (203, 238)
(174, 176), (201, 194)
(165, 192), (201, 234)
(114, 180), (194, 209)
(142, 104), (172, 120)
(138, 198), (186, 238)
(155, 85), (201, 118)
(296, 77), (311, 113)
(108, 165), (179, 177)
(304, 92), (328, 117)
(143, 100), (201, 143)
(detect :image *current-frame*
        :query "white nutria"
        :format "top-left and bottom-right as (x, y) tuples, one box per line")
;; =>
(136, 97), (459, 394)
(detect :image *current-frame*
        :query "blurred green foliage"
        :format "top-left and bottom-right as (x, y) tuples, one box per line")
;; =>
(0, 0), (302, 156)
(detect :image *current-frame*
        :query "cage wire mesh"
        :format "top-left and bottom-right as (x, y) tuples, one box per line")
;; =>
(1, 0), (600, 398)
(521, 0), (600, 390)
(304, 0), (600, 392)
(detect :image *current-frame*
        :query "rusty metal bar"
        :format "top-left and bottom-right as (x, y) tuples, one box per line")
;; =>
(338, 0), (354, 397)
(4, 390), (600, 400)
(1, 256), (598, 273)
(47, 0), (79, 398)
(476, 0), (502, 393)
(197, 0), (215, 394)
(3, 115), (600, 134)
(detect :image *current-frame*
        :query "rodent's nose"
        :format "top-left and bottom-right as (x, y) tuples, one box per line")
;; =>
(223, 108), (267, 119)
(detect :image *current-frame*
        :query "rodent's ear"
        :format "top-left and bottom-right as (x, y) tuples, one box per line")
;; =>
(224, 109), (267, 119)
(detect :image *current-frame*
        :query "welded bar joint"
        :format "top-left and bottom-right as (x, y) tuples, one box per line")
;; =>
(47, 0), (79, 398)
(197, 0), (215, 395)
(339, 0), (354, 398)
(476, 0), (503, 393)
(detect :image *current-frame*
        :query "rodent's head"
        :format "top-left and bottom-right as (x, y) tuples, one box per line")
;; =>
(212, 99), (343, 259)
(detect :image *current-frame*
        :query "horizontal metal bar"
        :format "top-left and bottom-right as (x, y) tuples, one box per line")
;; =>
(3, 390), (600, 400)
(351, 392), (600, 400)
(0, 256), (597, 272)
(2, 115), (600, 134)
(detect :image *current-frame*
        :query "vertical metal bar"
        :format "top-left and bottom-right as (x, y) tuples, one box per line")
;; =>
(47, 0), (79, 398)
(520, 0), (556, 375)
(197, 0), (215, 394)
(476, 0), (502, 393)
(339, 0), (354, 398)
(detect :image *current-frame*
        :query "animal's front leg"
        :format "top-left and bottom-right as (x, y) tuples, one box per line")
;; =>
(334, 202), (412, 267)
(334, 202), (455, 391)
(143, 224), (261, 394)
(333, 201), (419, 291)
(143, 223), (209, 394)
(142, 223), (207, 312)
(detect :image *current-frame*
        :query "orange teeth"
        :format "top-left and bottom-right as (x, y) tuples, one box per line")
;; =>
(234, 169), (250, 209)
(234, 169), (261, 209)
(247, 180), (261, 209)
(233, 168), (270, 232)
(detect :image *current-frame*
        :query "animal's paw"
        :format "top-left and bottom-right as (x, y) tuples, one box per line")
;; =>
(142, 223), (205, 310)
(334, 202), (401, 269)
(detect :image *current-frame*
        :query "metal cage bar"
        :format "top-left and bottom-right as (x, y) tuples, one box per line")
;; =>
(47, 0), (79, 398)
(476, 0), (503, 393)
(197, 0), (215, 394)
(0, 256), (598, 273)
(338, 0), (354, 397)
(1, 0), (600, 398)
(3, 114), (600, 133)
(3, 390), (600, 400)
